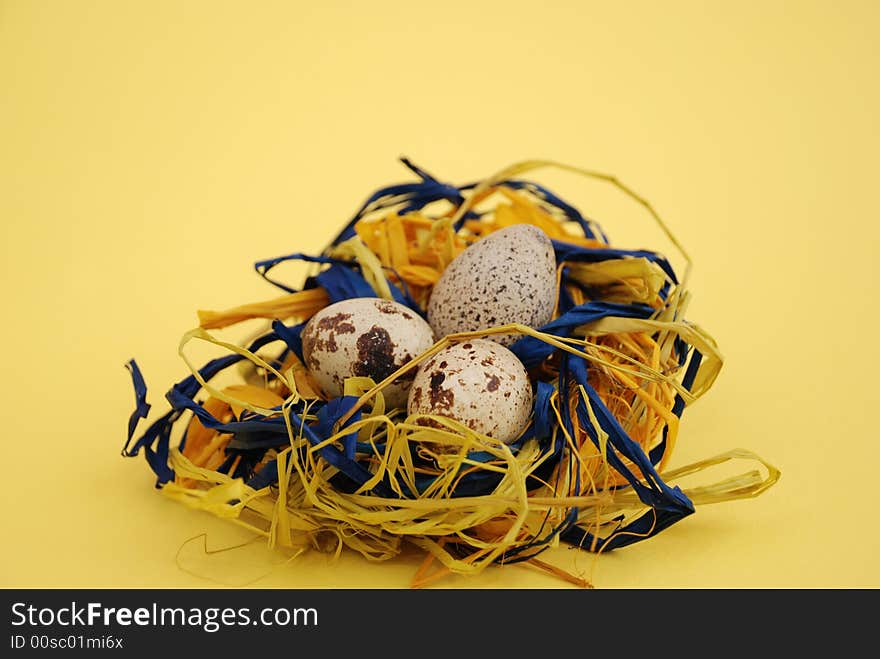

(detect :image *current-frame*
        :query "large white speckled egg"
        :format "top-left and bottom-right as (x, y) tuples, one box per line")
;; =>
(427, 224), (557, 346)
(407, 339), (533, 444)
(301, 297), (434, 409)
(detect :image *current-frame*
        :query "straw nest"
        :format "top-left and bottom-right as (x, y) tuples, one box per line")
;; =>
(123, 159), (778, 587)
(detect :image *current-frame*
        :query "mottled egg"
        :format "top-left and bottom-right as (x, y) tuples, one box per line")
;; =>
(407, 339), (533, 444)
(301, 297), (434, 409)
(427, 224), (557, 346)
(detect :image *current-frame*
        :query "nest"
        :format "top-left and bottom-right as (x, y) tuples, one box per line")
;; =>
(123, 159), (778, 587)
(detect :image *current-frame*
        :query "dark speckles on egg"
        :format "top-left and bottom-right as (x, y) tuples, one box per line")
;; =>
(429, 371), (446, 390)
(353, 325), (397, 381)
(316, 312), (352, 332)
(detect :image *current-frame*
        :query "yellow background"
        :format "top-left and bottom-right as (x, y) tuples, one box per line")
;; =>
(1, 0), (877, 588)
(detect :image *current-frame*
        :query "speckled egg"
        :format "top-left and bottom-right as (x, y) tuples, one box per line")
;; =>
(407, 339), (533, 444)
(301, 297), (434, 409)
(427, 224), (557, 346)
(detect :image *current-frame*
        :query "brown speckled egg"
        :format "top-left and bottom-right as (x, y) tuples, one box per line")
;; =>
(407, 339), (533, 444)
(427, 224), (557, 346)
(301, 297), (434, 409)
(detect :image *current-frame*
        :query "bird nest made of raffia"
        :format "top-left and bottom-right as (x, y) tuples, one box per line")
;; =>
(122, 159), (779, 588)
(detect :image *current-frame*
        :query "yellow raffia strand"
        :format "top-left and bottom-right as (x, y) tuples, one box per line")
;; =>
(178, 327), (300, 415)
(475, 187), (606, 248)
(353, 212), (469, 308)
(160, 160), (778, 586)
(197, 288), (329, 330)
(327, 236), (395, 300)
(573, 449), (781, 543)
(564, 259), (667, 306)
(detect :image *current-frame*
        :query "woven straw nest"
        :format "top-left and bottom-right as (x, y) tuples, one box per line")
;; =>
(123, 159), (778, 587)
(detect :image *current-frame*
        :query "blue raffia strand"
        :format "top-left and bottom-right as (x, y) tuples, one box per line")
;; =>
(123, 157), (721, 576)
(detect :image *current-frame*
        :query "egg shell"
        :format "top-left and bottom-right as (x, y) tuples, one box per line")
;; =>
(427, 224), (557, 347)
(301, 297), (434, 409)
(407, 338), (533, 444)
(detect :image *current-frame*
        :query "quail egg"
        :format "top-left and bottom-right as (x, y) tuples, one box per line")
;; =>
(427, 224), (557, 346)
(301, 297), (434, 408)
(407, 338), (533, 443)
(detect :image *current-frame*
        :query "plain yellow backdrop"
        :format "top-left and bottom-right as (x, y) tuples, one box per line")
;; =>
(1, 0), (877, 588)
